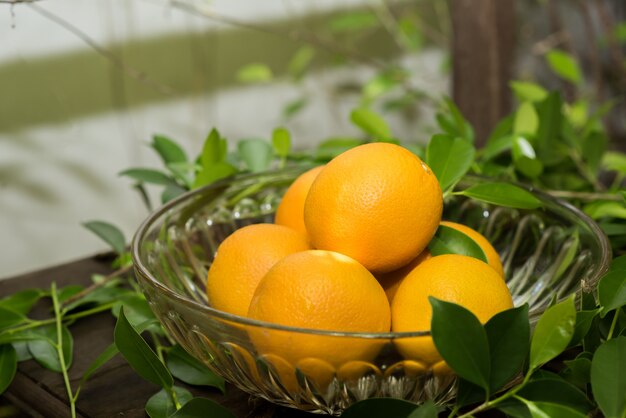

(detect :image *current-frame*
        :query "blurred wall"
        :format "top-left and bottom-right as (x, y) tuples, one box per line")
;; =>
(0, 0), (448, 279)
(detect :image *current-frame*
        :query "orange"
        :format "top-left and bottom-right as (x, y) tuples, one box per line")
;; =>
(391, 254), (513, 366)
(376, 250), (431, 303)
(274, 166), (324, 234)
(304, 143), (442, 273)
(247, 250), (391, 374)
(440, 221), (504, 277)
(206, 223), (310, 317)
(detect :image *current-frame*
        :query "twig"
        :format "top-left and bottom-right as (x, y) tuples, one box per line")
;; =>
(62, 264), (133, 307)
(27, 3), (177, 96)
(165, 0), (388, 70)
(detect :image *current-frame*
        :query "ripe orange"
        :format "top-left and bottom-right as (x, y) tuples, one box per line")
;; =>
(275, 166), (324, 235)
(391, 254), (513, 365)
(206, 223), (310, 317)
(247, 250), (391, 372)
(376, 250), (431, 303)
(440, 221), (504, 277)
(304, 143), (442, 273)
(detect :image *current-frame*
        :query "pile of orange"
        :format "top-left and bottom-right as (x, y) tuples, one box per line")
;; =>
(205, 142), (513, 385)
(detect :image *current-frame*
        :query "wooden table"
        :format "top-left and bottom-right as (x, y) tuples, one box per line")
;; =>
(0, 255), (313, 418)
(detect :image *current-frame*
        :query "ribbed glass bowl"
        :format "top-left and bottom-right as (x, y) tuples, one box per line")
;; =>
(131, 168), (610, 415)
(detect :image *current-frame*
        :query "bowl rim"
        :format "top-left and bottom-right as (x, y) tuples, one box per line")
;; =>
(131, 170), (611, 339)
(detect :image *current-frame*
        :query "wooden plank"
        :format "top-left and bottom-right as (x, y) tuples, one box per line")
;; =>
(451, 0), (516, 146)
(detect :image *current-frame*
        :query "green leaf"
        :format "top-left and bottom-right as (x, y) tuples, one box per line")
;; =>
(430, 297), (491, 393)
(0, 289), (43, 315)
(569, 309), (601, 347)
(166, 162), (196, 189)
(562, 356), (592, 389)
(0, 307), (27, 331)
(512, 136), (543, 178)
(341, 398), (419, 418)
(546, 50), (582, 85)
(193, 162), (236, 189)
(612, 255), (626, 272)
(315, 138), (363, 160)
(79, 343), (119, 388)
(456, 183), (542, 210)
(441, 98), (474, 142)
(236, 63), (272, 83)
(271, 128), (291, 158)
(282, 97), (308, 119)
(112, 295), (156, 327)
(535, 92), (564, 166)
(598, 270), (626, 317)
(114, 307), (173, 389)
(480, 134), (514, 162)
(288, 46), (315, 80)
(27, 325), (73, 372)
(510, 81), (548, 102)
(518, 377), (593, 412)
(82, 221), (126, 254)
(426, 134), (475, 191)
(584, 201), (626, 220)
(119, 168), (177, 186)
(161, 183), (188, 203)
(407, 400), (437, 418)
(427, 224), (488, 263)
(603, 151), (626, 174)
(513, 102), (539, 135)
(591, 337), (626, 418)
(0, 344), (17, 394)
(145, 386), (193, 418)
(518, 399), (588, 418)
(57, 285), (84, 303)
(166, 345), (225, 392)
(237, 139), (273, 173)
(485, 305), (530, 391)
(529, 295), (576, 371)
(350, 108), (392, 139)
(328, 11), (377, 33)
(170, 397), (236, 418)
(151, 134), (187, 165)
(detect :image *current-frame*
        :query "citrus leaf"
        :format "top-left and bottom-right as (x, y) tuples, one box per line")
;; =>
(0, 289), (44, 315)
(27, 325), (73, 372)
(114, 307), (173, 389)
(598, 270), (626, 317)
(513, 102), (539, 135)
(510, 81), (548, 102)
(0, 307), (27, 331)
(170, 397), (236, 418)
(350, 108), (392, 139)
(611, 255), (626, 272)
(288, 46), (315, 80)
(166, 345), (225, 392)
(193, 162), (237, 189)
(546, 50), (582, 85)
(200, 129), (227, 166)
(591, 337), (626, 418)
(426, 134), (475, 191)
(82, 221), (126, 254)
(145, 386), (193, 418)
(341, 398), (419, 418)
(237, 139), (274, 173)
(427, 224), (488, 263)
(569, 309), (601, 347)
(456, 183), (542, 210)
(152, 134), (187, 165)
(272, 128), (291, 158)
(481, 135), (514, 162)
(236, 63), (272, 83)
(430, 297), (491, 393)
(518, 399), (588, 418)
(584, 201), (626, 220)
(119, 168), (177, 186)
(0, 344), (17, 394)
(518, 377), (593, 412)
(485, 305), (530, 391)
(440, 97), (474, 142)
(529, 295), (576, 371)
(535, 92), (564, 166)
(407, 400), (438, 418)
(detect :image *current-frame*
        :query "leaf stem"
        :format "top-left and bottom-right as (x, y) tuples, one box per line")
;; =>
(51, 282), (77, 418)
(606, 310), (619, 341)
(62, 264), (133, 308)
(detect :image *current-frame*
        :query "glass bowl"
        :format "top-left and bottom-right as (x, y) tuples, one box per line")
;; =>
(131, 168), (610, 415)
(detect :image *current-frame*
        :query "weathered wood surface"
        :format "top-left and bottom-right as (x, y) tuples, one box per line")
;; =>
(0, 256), (310, 418)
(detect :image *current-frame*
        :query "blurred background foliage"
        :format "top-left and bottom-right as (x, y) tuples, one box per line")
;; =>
(0, 0), (625, 278)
